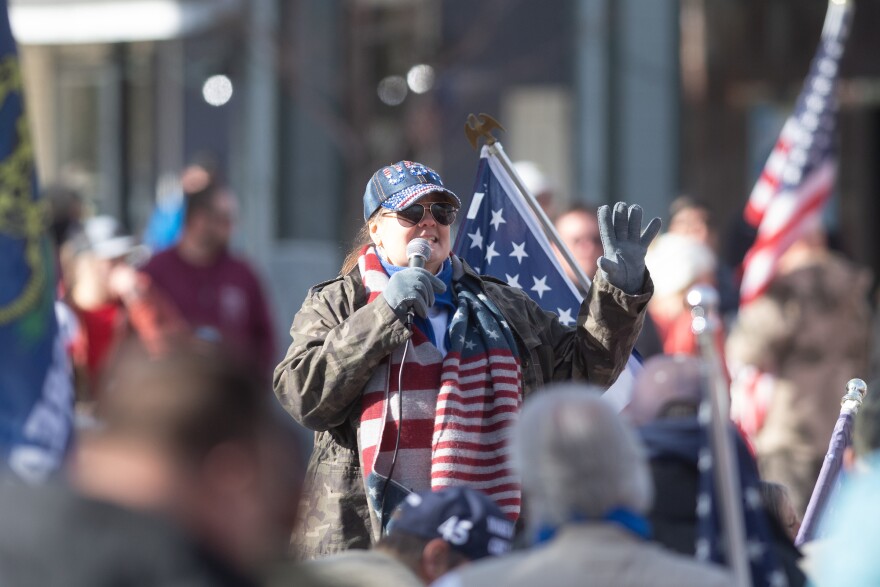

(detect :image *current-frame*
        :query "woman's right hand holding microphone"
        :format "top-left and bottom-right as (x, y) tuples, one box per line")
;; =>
(382, 268), (446, 323)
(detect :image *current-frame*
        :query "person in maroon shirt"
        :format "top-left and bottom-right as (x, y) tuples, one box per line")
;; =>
(126, 180), (275, 375)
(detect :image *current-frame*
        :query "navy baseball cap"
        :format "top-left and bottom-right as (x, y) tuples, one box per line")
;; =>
(363, 160), (461, 221)
(387, 487), (514, 560)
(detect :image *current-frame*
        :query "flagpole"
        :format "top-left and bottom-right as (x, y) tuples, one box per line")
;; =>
(688, 286), (751, 587)
(796, 378), (867, 546)
(465, 113), (593, 294)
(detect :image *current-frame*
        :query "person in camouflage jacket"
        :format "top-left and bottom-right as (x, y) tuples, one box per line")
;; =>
(273, 161), (659, 559)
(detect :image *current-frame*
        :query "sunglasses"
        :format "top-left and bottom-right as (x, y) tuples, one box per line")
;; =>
(385, 202), (458, 227)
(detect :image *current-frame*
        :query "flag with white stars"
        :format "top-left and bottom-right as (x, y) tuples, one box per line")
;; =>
(739, 0), (853, 305)
(695, 406), (789, 587)
(454, 148), (583, 324)
(454, 146), (641, 405)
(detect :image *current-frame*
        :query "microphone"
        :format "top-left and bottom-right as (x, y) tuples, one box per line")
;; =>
(405, 238), (433, 326)
(406, 238), (432, 269)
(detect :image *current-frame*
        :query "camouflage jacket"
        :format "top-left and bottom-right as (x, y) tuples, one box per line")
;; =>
(273, 256), (652, 559)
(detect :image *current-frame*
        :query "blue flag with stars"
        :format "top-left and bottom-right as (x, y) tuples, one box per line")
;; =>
(695, 415), (789, 587)
(454, 146), (640, 404)
(0, 0), (74, 481)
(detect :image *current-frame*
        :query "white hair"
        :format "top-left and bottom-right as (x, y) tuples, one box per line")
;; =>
(513, 386), (654, 530)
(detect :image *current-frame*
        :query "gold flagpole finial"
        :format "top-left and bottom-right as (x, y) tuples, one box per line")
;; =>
(464, 113), (505, 151)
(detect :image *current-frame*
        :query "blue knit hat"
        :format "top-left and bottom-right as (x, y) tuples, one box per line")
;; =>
(363, 160), (460, 221)
(386, 487), (514, 560)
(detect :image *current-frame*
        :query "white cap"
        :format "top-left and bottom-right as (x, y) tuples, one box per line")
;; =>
(513, 160), (552, 196)
(645, 233), (716, 297)
(83, 215), (147, 262)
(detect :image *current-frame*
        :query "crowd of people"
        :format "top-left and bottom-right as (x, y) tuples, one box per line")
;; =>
(50, 163), (276, 409)
(13, 155), (879, 587)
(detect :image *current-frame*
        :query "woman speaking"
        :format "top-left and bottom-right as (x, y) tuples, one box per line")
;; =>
(274, 160), (660, 559)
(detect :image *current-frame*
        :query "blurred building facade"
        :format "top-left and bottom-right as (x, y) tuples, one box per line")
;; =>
(12, 0), (880, 360)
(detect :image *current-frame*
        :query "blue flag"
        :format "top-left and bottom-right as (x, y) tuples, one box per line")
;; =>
(0, 0), (73, 480)
(454, 146), (640, 405)
(695, 421), (788, 587)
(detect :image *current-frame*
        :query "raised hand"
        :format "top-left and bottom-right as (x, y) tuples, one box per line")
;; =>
(597, 202), (662, 294)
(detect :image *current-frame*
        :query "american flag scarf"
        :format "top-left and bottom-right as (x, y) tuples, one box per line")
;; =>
(357, 246), (523, 523)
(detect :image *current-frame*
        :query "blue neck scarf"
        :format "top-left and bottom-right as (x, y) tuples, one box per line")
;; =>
(533, 508), (652, 545)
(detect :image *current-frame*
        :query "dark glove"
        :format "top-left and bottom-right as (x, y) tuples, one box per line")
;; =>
(382, 267), (447, 322)
(597, 202), (662, 295)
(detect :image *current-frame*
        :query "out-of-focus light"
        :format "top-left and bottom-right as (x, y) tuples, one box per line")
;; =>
(203, 75), (233, 107)
(406, 64), (435, 94)
(9, 0), (180, 44)
(378, 75), (408, 106)
(8, 0), (241, 45)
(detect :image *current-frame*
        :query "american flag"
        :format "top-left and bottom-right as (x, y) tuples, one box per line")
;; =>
(732, 0), (853, 440)
(740, 0), (853, 305)
(695, 412), (789, 587)
(0, 0), (73, 481)
(454, 145), (640, 405)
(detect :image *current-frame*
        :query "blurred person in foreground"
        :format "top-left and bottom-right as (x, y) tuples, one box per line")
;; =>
(0, 346), (309, 587)
(555, 203), (663, 358)
(436, 386), (732, 587)
(807, 382), (880, 585)
(810, 464), (880, 586)
(274, 160), (659, 558)
(726, 217), (871, 516)
(127, 178), (275, 374)
(624, 355), (805, 586)
(286, 487), (513, 587)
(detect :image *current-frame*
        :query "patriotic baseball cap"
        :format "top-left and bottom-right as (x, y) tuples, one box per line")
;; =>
(363, 160), (461, 221)
(387, 487), (514, 561)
